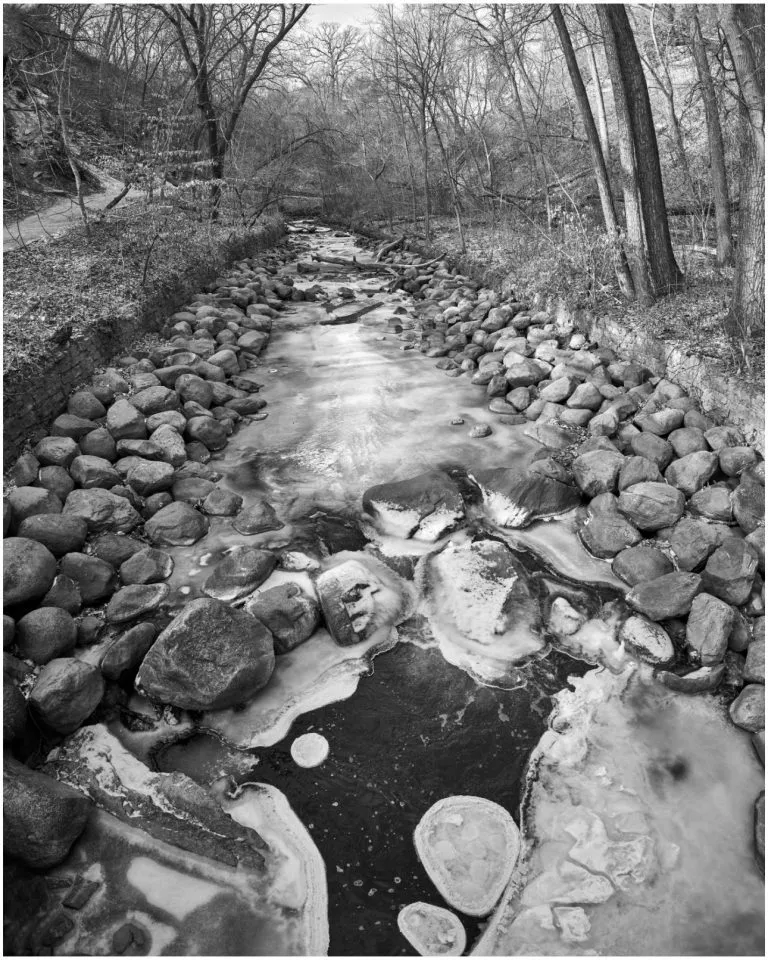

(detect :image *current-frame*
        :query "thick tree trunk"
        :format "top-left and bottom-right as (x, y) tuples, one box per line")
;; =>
(551, 5), (633, 298)
(685, 7), (734, 265)
(606, 5), (682, 296)
(597, 5), (653, 304)
(586, 40), (610, 157)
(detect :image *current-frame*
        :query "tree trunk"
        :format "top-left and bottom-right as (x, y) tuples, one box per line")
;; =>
(551, 5), (634, 299)
(597, 5), (653, 303)
(420, 106), (431, 241)
(586, 40), (610, 157)
(605, 5), (682, 296)
(685, 7), (733, 265)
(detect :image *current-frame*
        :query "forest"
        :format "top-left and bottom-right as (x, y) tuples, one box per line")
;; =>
(3, 3), (765, 362)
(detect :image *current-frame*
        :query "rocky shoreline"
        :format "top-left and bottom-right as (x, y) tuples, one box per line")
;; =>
(3, 220), (764, 955)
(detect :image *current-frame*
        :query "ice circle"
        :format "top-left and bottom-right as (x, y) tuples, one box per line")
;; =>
(290, 732), (330, 768)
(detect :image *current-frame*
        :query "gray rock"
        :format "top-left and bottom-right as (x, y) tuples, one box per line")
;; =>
(202, 546), (276, 602)
(668, 427), (708, 458)
(186, 415), (228, 451)
(686, 593), (736, 665)
(362, 471), (465, 542)
(100, 623), (157, 681)
(136, 598), (275, 710)
(702, 539), (759, 605)
(3, 538), (57, 607)
(626, 572), (702, 621)
(720, 446), (758, 477)
(41, 574), (82, 615)
(629, 432), (674, 470)
(90, 532), (144, 567)
(612, 544), (674, 586)
(656, 664), (725, 693)
(246, 582), (321, 654)
(620, 615), (674, 665)
(664, 451), (719, 496)
(29, 659), (104, 734)
(7, 486), (63, 532)
(729, 684), (765, 732)
(617, 482), (685, 532)
(664, 517), (721, 572)
(63, 488), (142, 534)
(68, 390), (106, 421)
(106, 398), (146, 441)
(120, 548), (173, 584)
(4, 674), (27, 741)
(232, 500), (283, 535)
(16, 607), (77, 664)
(634, 407), (685, 436)
(106, 584), (170, 624)
(572, 450), (624, 497)
(145, 501), (209, 546)
(16, 514), (88, 556)
(618, 456), (661, 492)
(171, 476), (216, 502)
(705, 425), (744, 452)
(69, 455), (121, 490)
(10, 451), (40, 486)
(745, 638), (765, 684)
(38, 465), (75, 502)
(149, 424), (188, 468)
(130, 386), (180, 416)
(689, 484), (733, 522)
(746, 527), (765, 575)
(567, 382), (603, 410)
(126, 459), (175, 496)
(3, 756), (92, 868)
(51, 414), (97, 441)
(34, 436), (80, 468)
(59, 553), (117, 604)
(79, 427), (118, 461)
(579, 495), (643, 559)
(202, 487), (243, 516)
(732, 478), (764, 534)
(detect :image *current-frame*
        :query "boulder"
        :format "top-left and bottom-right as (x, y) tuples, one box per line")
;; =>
(702, 540), (759, 605)
(744, 637), (765, 684)
(617, 482), (685, 532)
(620, 615), (674, 666)
(626, 572), (702, 621)
(16, 607), (77, 664)
(79, 427), (118, 461)
(729, 684), (765, 732)
(38, 465), (75, 502)
(7, 486), (63, 532)
(202, 487), (243, 516)
(41, 574), (82, 615)
(29, 659), (104, 734)
(105, 584), (169, 624)
(3, 757), (92, 868)
(202, 546), (276, 602)
(668, 427), (708, 458)
(171, 476), (215, 502)
(470, 468), (580, 527)
(175, 374), (213, 408)
(664, 517), (721, 572)
(629, 432), (674, 470)
(571, 450), (624, 498)
(732, 479), (764, 534)
(100, 623), (157, 681)
(547, 597), (586, 637)
(136, 598), (275, 710)
(119, 548), (173, 584)
(686, 593), (736, 665)
(705, 425), (744, 452)
(125, 459), (175, 496)
(246, 582), (321, 654)
(63, 488), (141, 534)
(51, 414), (96, 441)
(232, 500), (283, 535)
(69, 455), (121, 490)
(106, 398), (146, 441)
(16, 514), (88, 556)
(59, 553), (117, 604)
(612, 544), (674, 586)
(130, 386), (179, 416)
(618, 456), (661, 492)
(362, 471), (465, 541)
(68, 389), (106, 421)
(719, 446), (758, 477)
(579, 496), (643, 559)
(746, 527), (765, 574)
(664, 451), (719, 497)
(145, 502), (209, 546)
(634, 407), (685, 436)
(186, 416), (228, 451)
(3, 538), (57, 607)
(689, 484), (733, 523)
(90, 533), (144, 567)
(10, 452), (39, 487)
(34, 436), (80, 468)
(149, 424), (188, 468)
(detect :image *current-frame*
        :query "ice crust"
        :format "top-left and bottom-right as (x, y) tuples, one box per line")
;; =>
(397, 902), (467, 956)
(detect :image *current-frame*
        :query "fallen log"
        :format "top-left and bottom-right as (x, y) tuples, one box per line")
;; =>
(376, 234), (406, 261)
(310, 252), (445, 272)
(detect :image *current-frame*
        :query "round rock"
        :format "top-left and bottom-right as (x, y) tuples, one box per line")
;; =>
(16, 607), (78, 664)
(106, 584), (170, 624)
(29, 659), (104, 734)
(145, 501), (209, 546)
(3, 538), (57, 607)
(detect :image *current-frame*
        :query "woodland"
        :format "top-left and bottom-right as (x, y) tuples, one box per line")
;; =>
(2, 3), (765, 371)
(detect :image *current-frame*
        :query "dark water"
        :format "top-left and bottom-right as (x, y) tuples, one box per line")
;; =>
(154, 638), (588, 956)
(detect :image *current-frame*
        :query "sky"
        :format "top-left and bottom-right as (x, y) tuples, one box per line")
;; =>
(303, 3), (378, 27)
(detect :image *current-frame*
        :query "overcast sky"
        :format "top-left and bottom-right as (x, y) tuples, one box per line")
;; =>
(304, 3), (378, 27)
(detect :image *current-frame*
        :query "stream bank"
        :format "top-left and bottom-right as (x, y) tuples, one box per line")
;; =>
(3, 220), (764, 957)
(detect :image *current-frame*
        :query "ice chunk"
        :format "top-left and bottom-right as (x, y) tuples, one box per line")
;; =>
(290, 732), (329, 768)
(397, 902), (466, 956)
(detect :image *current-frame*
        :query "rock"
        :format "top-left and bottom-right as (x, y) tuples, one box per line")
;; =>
(745, 527), (765, 575)
(732, 478), (764, 534)
(100, 623), (157, 681)
(120, 548), (173, 584)
(567, 382), (603, 411)
(470, 468), (580, 527)
(29, 659), (104, 734)
(362, 471), (465, 542)
(41, 573), (82, 615)
(146, 410), (187, 434)
(689, 484), (733, 523)
(702, 539), (759, 605)
(232, 499), (283, 535)
(705, 425), (744, 452)
(618, 456), (662, 492)
(720, 446), (758, 477)
(617, 482), (685, 532)
(656, 664), (725, 693)
(16, 514), (88, 556)
(10, 451), (40, 486)
(35, 435), (80, 468)
(175, 374), (213, 408)
(756, 792), (765, 867)
(91, 368), (130, 405)
(149, 424), (188, 468)
(145, 501), (209, 545)
(171, 476), (215, 502)
(78, 617), (104, 647)
(572, 450), (624, 497)
(130, 386), (179, 416)
(245, 582), (321, 654)
(106, 398), (146, 441)
(620, 615), (674, 666)
(105, 584), (169, 624)
(686, 593), (736, 665)
(125, 458), (175, 496)
(16, 607), (78, 664)
(90, 533), (144, 567)
(59, 553), (117, 604)
(136, 598), (275, 710)
(51, 414), (97, 441)
(745, 638), (765, 684)
(668, 427), (708, 458)
(38, 465), (75, 502)
(729, 684), (765, 732)
(664, 451), (719, 496)
(626, 572), (702, 621)
(612, 544), (674, 586)
(579, 496), (643, 559)
(202, 546), (276, 602)
(397, 902), (466, 957)
(7, 486), (63, 532)
(3, 756), (92, 868)
(63, 488), (141, 534)
(226, 396), (267, 416)
(664, 517), (721, 572)
(4, 615), (15, 648)
(629, 432), (674, 470)
(186, 415), (228, 451)
(68, 389), (106, 421)
(3, 538), (57, 607)
(69, 455), (121, 490)
(80, 427), (118, 461)
(539, 377), (576, 403)
(202, 487), (243, 516)
(414, 795), (520, 916)
(4, 674), (27, 741)
(547, 597), (586, 637)
(634, 407), (685, 436)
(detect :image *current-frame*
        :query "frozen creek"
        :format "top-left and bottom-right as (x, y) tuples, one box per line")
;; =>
(23, 224), (764, 956)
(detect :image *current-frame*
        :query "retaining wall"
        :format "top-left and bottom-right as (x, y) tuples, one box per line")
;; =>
(3, 218), (286, 464)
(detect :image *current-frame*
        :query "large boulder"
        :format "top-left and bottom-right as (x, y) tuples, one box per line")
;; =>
(689, 484), (734, 522)
(470, 468), (580, 527)
(686, 593), (736, 665)
(136, 598), (275, 710)
(130, 386), (179, 416)
(29, 659), (104, 734)
(149, 424), (188, 468)
(617, 482), (685, 532)
(702, 540), (759, 605)
(246, 582), (321, 654)
(202, 546), (276, 602)
(618, 456), (661, 492)
(362, 471), (465, 541)
(626, 572), (702, 621)
(3, 538), (57, 607)
(144, 501), (209, 546)
(63, 488), (141, 534)
(3, 757), (92, 868)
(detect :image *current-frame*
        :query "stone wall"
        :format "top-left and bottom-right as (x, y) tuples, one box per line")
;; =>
(3, 219), (286, 464)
